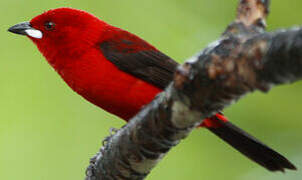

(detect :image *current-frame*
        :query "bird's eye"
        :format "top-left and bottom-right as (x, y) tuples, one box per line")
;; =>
(44, 22), (55, 31)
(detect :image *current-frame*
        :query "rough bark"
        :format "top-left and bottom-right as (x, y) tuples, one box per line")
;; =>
(85, 0), (302, 179)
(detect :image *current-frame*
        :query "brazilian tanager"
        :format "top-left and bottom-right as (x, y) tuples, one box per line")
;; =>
(8, 7), (296, 172)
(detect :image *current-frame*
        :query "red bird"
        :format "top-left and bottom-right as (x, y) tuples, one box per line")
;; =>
(8, 7), (296, 172)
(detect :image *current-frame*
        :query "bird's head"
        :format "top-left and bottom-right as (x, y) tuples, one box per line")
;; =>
(8, 8), (107, 62)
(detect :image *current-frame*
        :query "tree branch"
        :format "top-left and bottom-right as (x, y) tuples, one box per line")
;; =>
(85, 0), (302, 179)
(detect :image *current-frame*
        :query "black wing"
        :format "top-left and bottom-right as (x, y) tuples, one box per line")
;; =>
(99, 31), (178, 89)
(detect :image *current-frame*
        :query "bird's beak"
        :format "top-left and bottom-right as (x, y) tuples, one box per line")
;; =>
(8, 22), (43, 39)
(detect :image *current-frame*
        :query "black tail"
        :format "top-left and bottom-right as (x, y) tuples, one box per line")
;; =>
(207, 120), (297, 172)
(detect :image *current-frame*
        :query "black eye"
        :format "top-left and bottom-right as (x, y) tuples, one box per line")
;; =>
(44, 22), (55, 30)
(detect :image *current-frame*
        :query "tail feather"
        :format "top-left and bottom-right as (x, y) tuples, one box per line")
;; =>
(205, 116), (297, 172)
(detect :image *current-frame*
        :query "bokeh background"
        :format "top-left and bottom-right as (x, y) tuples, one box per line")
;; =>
(1, 0), (302, 179)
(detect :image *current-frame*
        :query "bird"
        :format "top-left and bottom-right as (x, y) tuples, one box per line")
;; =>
(8, 7), (296, 172)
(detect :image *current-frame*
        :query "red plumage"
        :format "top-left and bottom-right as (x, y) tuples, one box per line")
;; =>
(29, 8), (163, 120)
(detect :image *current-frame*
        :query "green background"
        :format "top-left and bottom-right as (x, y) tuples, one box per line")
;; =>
(1, 0), (302, 179)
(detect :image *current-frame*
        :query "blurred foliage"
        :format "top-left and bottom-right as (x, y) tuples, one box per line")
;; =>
(1, 0), (302, 179)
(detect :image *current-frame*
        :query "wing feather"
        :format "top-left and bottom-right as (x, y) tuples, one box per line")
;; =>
(99, 32), (178, 89)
